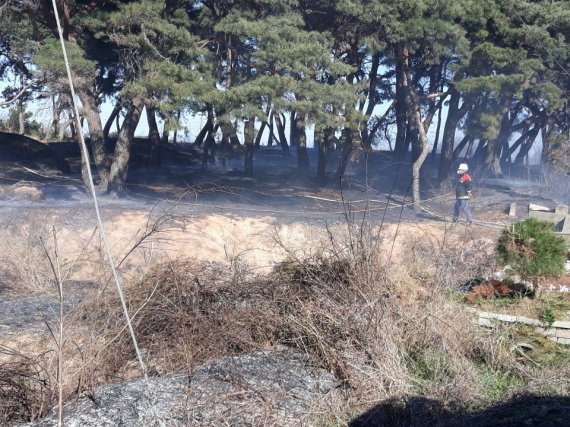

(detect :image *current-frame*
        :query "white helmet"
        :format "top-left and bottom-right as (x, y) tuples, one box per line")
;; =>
(457, 163), (468, 173)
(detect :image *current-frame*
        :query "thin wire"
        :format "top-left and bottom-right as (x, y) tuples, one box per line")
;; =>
(50, 0), (148, 380)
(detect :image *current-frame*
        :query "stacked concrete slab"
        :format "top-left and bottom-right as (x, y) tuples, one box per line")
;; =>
(528, 204), (570, 243)
(474, 310), (570, 345)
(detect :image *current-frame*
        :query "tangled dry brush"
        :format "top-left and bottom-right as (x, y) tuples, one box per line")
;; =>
(2, 221), (567, 424)
(77, 224), (514, 413)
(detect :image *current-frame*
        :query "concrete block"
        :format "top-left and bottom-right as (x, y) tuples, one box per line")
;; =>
(479, 311), (517, 322)
(555, 329), (570, 339)
(508, 202), (517, 217)
(516, 316), (541, 326)
(554, 337), (570, 345)
(529, 203), (551, 212)
(478, 311), (494, 319)
(528, 211), (566, 225)
(537, 327), (556, 336)
(477, 318), (495, 328)
(494, 313), (517, 323)
(552, 321), (570, 329)
(555, 205), (569, 215)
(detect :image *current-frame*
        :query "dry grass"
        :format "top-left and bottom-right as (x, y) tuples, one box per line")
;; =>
(0, 225), (54, 295)
(72, 220), (515, 414)
(0, 346), (54, 425)
(1, 213), (568, 425)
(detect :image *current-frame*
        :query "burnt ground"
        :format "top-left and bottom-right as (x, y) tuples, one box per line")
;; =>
(0, 134), (569, 336)
(2, 134), (567, 223)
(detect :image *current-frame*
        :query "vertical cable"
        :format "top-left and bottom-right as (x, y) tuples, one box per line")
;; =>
(49, 0), (148, 381)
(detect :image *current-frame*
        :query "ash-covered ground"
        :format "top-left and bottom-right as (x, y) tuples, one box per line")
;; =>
(2, 134), (567, 224)
(0, 135), (568, 331)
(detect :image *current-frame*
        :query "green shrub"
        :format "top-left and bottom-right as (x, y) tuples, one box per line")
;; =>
(539, 306), (556, 327)
(496, 218), (567, 279)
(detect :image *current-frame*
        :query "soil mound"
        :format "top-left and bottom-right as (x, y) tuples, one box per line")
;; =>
(0, 132), (70, 180)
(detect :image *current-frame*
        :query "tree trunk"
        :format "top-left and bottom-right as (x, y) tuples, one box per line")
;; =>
(202, 111), (218, 168)
(399, 47), (429, 212)
(394, 45), (408, 160)
(244, 116), (255, 174)
(289, 111), (297, 147)
(484, 102), (511, 177)
(172, 111), (180, 143)
(18, 104), (25, 134)
(267, 113), (275, 147)
(431, 61), (447, 158)
(274, 113), (290, 154)
(409, 116), (421, 163)
(194, 120), (210, 147)
(77, 89), (111, 190)
(437, 88), (460, 181)
(295, 113), (309, 169)
(472, 139), (487, 164)
(103, 101), (121, 139)
(411, 109), (429, 213)
(226, 41), (232, 89)
(254, 121), (266, 148)
(146, 105), (161, 166)
(452, 134), (470, 161)
(161, 115), (170, 144)
(47, 95), (59, 141)
(58, 116), (71, 140)
(364, 52), (381, 117)
(18, 74), (25, 134)
(499, 107), (520, 170)
(107, 97), (144, 197)
(336, 128), (354, 179)
(316, 126), (327, 178)
(506, 127), (531, 161)
(230, 120), (241, 147)
(431, 104), (443, 157)
(70, 114), (91, 189)
(202, 133), (215, 168)
(437, 90), (477, 181)
(514, 125), (540, 166)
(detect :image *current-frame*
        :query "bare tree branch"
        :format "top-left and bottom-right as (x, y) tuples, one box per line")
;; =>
(0, 84), (32, 107)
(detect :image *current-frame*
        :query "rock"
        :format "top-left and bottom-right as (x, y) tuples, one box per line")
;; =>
(23, 351), (341, 427)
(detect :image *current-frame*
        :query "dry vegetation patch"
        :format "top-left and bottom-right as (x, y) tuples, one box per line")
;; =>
(1, 214), (569, 425)
(71, 224), (513, 417)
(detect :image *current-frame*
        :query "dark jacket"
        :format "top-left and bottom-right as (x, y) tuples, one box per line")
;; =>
(456, 172), (472, 200)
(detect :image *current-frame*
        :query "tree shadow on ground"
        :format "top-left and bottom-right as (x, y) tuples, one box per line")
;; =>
(349, 394), (570, 427)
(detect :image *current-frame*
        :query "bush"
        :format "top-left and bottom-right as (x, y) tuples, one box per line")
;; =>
(496, 218), (567, 279)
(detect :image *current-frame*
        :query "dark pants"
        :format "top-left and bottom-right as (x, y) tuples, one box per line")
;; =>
(453, 199), (473, 223)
